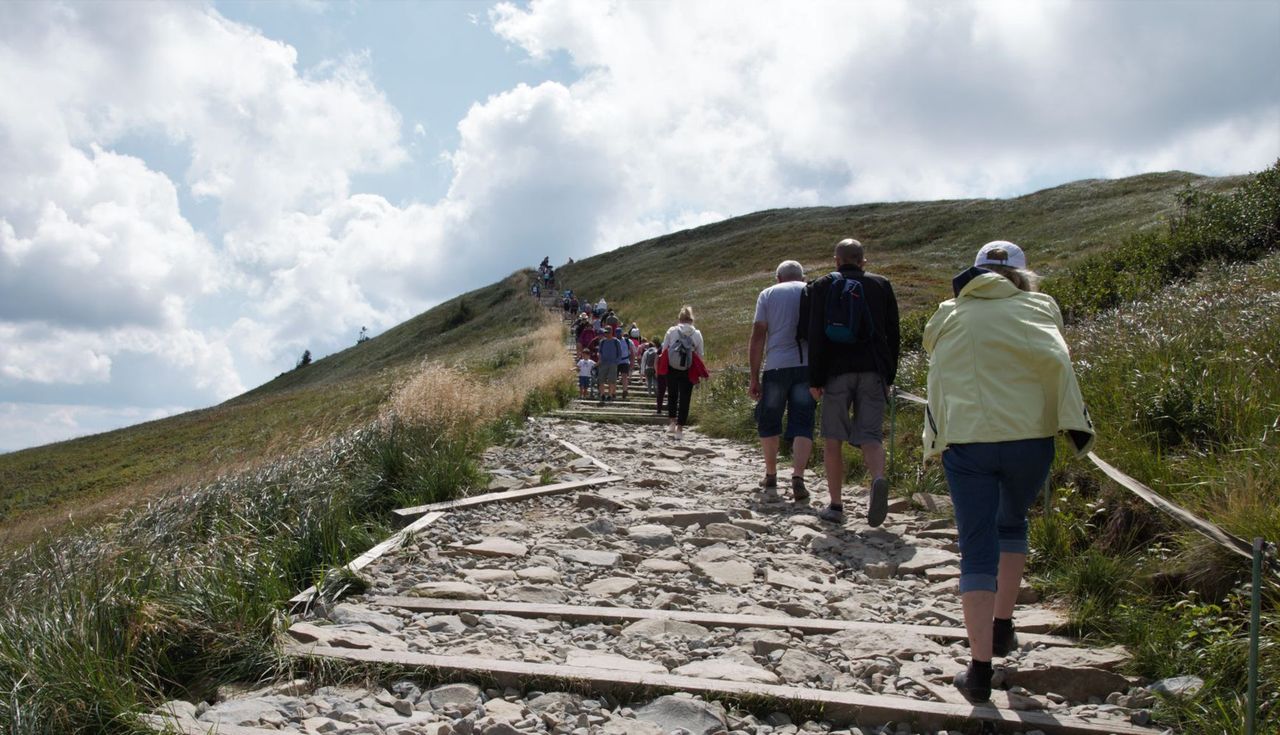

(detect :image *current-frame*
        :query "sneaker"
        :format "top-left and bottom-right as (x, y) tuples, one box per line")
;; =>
(817, 504), (844, 523)
(953, 661), (993, 703)
(993, 619), (1019, 657)
(673, 429), (684, 441)
(867, 477), (889, 528)
(761, 474), (778, 489)
(791, 475), (810, 503)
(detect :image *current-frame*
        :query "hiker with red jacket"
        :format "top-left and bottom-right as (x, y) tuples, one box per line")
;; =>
(659, 305), (707, 441)
(807, 238), (900, 526)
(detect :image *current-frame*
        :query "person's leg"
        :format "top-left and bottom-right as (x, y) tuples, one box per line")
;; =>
(994, 437), (1055, 619)
(677, 372), (694, 427)
(666, 372), (678, 431)
(656, 376), (667, 414)
(859, 441), (886, 479)
(942, 443), (1003, 663)
(758, 370), (787, 480)
(824, 438), (844, 506)
(786, 371), (816, 478)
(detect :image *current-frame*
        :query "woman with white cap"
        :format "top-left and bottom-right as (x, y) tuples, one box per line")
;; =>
(922, 240), (1096, 702)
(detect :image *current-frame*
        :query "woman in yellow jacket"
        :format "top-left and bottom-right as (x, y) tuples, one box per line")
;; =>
(923, 241), (1095, 702)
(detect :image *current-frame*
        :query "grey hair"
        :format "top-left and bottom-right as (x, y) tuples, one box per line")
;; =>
(986, 264), (1042, 292)
(834, 238), (865, 265)
(775, 260), (805, 282)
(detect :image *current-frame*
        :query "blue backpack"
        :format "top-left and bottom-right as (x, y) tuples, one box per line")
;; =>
(823, 272), (874, 344)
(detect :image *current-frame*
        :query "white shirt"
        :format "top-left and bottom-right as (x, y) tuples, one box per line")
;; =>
(662, 323), (705, 357)
(577, 358), (596, 377)
(753, 280), (807, 371)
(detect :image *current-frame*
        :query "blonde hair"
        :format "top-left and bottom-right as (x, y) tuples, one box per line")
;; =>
(986, 263), (1041, 292)
(678, 305), (695, 323)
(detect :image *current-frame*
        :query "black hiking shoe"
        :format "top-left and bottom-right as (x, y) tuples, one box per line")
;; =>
(791, 475), (810, 503)
(993, 618), (1019, 657)
(954, 660), (993, 703)
(867, 477), (889, 528)
(761, 474), (777, 489)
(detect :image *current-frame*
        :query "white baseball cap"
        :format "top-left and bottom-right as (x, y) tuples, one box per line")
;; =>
(974, 240), (1027, 270)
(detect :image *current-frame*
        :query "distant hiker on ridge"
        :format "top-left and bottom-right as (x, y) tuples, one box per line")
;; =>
(807, 238), (900, 525)
(749, 259), (815, 503)
(923, 240), (1094, 703)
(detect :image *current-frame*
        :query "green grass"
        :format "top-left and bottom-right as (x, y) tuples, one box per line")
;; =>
(0, 272), (550, 546)
(560, 170), (1245, 365)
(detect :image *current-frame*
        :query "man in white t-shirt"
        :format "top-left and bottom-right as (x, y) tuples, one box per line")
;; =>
(748, 260), (815, 503)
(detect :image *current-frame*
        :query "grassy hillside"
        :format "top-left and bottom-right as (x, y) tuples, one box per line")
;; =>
(0, 272), (548, 546)
(559, 171), (1245, 363)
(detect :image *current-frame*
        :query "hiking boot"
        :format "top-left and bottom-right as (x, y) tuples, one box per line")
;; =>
(817, 504), (844, 523)
(954, 661), (993, 703)
(791, 475), (810, 503)
(761, 474), (778, 489)
(867, 477), (889, 528)
(993, 618), (1019, 657)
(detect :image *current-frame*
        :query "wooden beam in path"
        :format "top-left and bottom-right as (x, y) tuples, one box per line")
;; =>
(283, 642), (1157, 735)
(371, 597), (1076, 648)
(289, 511), (445, 608)
(393, 476), (622, 521)
(556, 438), (612, 472)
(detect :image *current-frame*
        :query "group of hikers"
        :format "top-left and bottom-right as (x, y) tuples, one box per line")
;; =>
(569, 297), (707, 441)
(549, 236), (1095, 704)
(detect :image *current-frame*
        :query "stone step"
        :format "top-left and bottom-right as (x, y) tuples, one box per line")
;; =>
(551, 410), (667, 425)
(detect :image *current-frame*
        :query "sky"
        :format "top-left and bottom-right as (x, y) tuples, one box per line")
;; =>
(1, 0), (1277, 453)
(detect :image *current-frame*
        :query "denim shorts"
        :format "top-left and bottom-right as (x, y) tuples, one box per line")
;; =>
(578, 376), (591, 388)
(755, 366), (816, 440)
(942, 437), (1056, 593)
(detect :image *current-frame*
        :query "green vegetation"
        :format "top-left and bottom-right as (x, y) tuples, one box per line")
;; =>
(0, 273), (548, 547)
(560, 170), (1244, 364)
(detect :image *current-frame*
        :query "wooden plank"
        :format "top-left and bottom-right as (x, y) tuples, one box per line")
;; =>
(289, 511), (445, 607)
(369, 598), (1076, 647)
(556, 439), (612, 472)
(392, 476), (622, 520)
(283, 643), (1158, 735)
(1088, 452), (1259, 564)
(142, 714), (283, 735)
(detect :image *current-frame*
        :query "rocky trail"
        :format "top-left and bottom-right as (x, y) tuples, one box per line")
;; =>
(152, 409), (1177, 735)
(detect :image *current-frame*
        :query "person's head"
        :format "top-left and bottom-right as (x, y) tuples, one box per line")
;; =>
(974, 240), (1040, 292)
(775, 260), (805, 283)
(678, 305), (695, 323)
(834, 238), (866, 268)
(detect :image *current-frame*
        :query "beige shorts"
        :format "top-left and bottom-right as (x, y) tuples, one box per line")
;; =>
(820, 371), (886, 445)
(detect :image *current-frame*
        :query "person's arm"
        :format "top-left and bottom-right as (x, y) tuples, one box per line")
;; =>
(748, 322), (767, 400)
(807, 278), (827, 398)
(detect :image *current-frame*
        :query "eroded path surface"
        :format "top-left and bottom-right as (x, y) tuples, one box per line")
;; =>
(157, 418), (1159, 735)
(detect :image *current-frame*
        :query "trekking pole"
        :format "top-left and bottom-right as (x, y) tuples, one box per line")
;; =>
(1247, 536), (1263, 735)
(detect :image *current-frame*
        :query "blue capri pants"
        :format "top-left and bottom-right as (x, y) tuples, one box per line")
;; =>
(942, 437), (1055, 594)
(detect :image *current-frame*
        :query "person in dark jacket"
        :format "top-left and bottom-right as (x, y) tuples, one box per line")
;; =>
(807, 238), (901, 526)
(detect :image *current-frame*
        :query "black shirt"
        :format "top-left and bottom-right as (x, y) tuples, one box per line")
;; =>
(806, 265), (901, 388)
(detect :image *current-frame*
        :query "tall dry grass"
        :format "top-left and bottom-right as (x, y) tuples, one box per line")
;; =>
(390, 319), (572, 431)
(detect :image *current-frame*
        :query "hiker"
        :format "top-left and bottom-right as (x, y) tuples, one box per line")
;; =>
(923, 241), (1094, 703)
(597, 326), (625, 404)
(807, 238), (901, 525)
(576, 351), (596, 399)
(531, 282), (541, 299)
(641, 340), (659, 397)
(659, 305), (707, 440)
(749, 260), (815, 503)
(576, 318), (597, 355)
(616, 328), (635, 399)
(628, 322), (641, 341)
(595, 297), (608, 317)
